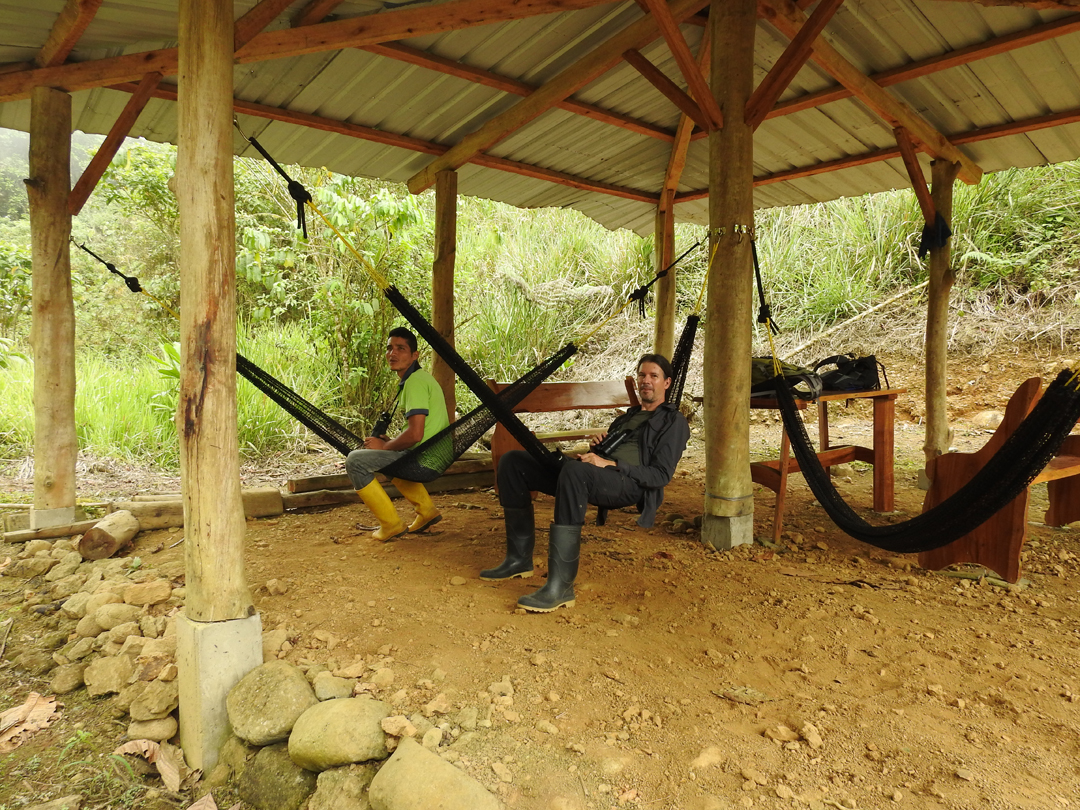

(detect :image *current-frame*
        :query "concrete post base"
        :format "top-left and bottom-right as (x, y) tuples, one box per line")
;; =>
(177, 611), (263, 771)
(701, 513), (754, 550)
(30, 506), (76, 530)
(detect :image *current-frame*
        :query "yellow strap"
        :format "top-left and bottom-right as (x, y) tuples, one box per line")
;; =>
(142, 290), (180, 321)
(305, 199), (390, 290)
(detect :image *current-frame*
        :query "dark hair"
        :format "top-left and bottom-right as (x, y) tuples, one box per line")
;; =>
(387, 327), (418, 354)
(637, 353), (673, 380)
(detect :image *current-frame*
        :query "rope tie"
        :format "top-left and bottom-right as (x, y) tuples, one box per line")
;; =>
(235, 120), (313, 238)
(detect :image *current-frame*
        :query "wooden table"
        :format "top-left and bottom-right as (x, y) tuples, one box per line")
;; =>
(748, 388), (906, 542)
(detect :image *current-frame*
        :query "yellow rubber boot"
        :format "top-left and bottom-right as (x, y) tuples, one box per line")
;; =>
(356, 480), (406, 542)
(392, 478), (442, 534)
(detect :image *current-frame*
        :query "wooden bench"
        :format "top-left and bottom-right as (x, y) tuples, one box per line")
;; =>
(486, 377), (639, 485)
(919, 377), (1080, 583)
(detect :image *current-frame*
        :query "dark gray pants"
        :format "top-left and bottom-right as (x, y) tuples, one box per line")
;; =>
(497, 450), (643, 526)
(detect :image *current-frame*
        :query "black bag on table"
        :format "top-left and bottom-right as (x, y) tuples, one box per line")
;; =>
(813, 353), (888, 392)
(750, 357), (823, 400)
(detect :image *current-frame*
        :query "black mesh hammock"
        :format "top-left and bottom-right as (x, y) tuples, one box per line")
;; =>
(769, 363), (1080, 554)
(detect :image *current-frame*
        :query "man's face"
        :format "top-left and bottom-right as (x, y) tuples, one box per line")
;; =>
(386, 336), (419, 374)
(637, 362), (671, 405)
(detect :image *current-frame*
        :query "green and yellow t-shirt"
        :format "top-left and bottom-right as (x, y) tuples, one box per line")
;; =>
(399, 363), (450, 447)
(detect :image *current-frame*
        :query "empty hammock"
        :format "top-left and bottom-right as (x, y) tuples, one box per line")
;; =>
(770, 368), (1080, 554)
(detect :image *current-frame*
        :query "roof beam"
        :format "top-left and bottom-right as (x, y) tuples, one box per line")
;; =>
(293, 0), (348, 28)
(759, 0), (982, 184)
(406, 0), (711, 194)
(0, 0), (620, 103)
(110, 81), (657, 204)
(768, 12), (1080, 121)
(639, 0), (722, 129)
(672, 103), (1080, 199)
(745, 0), (842, 129)
(662, 23), (711, 199)
(35, 0), (103, 68)
(935, 0), (1080, 10)
(894, 126), (936, 225)
(363, 42), (676, 142)
(234, 0), (300, 51)
(623, 48), (709, 131)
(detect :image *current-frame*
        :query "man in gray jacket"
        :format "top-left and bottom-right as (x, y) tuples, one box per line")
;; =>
(481, 354), (690, 612)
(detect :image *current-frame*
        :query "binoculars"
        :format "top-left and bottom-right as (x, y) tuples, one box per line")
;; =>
(371, 411), (392, 437)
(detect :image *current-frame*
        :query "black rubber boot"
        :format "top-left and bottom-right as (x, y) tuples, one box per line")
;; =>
(517, 524), (580, 612)
(479, 506), (535, 581)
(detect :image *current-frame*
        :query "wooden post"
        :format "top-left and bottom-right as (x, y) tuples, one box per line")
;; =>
(701, 0), (756, 550)
(922, 158), (962, 481)
(432, 169), (457, 419)
(27, 87), (77, 530)
(653, 189), (676, 359)
(175, 0), (262, 774)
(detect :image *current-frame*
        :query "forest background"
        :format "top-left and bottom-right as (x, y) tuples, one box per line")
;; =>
(0, 127), (1078, 471)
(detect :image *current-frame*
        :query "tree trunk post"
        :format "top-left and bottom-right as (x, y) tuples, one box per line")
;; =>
(701, 0), (756, 550)
(27, 87), (77, 531)
(174, 0), (261, 773)
(921, 158), (962, 486)
(432, 169), (457, 418)
(653, 189), (676, 360)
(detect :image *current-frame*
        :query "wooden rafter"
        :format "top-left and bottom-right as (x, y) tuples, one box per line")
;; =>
(758, 0), (982, 184)
(0, 0), (619, 103)
(672, 103), (1080, 200)
(639, 0), (722, 129)
(35, 0), (103, 68)
(768, 13), (1080, 121)
(406, 0), (711, 194)
(623, 48), (709, 131)
(894, 126), (936, 226)
(744, 0), (842, 129)
(363, 42), (676, 142)
(293, 0), (347, 28)
(662, 23), (711, 199)
(110, 82), (659, 204)
(234, 0), (299, 51)
(936, 0), (1079, 10)
(69, 72), (163, 215)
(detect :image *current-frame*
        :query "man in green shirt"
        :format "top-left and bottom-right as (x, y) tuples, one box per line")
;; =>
(345, 327), (450, 541)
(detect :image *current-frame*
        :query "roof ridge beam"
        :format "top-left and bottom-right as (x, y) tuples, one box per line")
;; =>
(639, 0), (722, 129)
(406, 0), (711, 194)
(758, 0), (982, 184)
(36, 0), (103, 68)
(0, 0), (620, 103)
(109, 81), (658, 204)
(363, 42), (676, 141)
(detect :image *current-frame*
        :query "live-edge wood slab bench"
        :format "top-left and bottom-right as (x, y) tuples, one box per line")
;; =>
(919, 377), (1080, 583)
(486, 377), (639, 487)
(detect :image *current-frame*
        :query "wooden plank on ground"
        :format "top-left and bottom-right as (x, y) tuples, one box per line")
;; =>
(4, 519), (99, 543)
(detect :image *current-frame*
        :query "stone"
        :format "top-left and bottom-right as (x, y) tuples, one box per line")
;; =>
(14, 651), (55, 677)
(488, 678), (513, 697)
(44, 553), (82, 582)
(227, 660), (319, 746)
(972, 410), (1004, 429)
(123, 580), (173, 606)
(219, 734), (258, 778)
(492, 761), (513, 783)
(60, 591), (91, 619)
(288, 697), (391, 771)
(800, 722), (824, 749)
(263, 626), (290, 660)
(84, 591), (123, 615)
(314, 671), (355, 700)
(84, 655), (135, 696)
(22, 540), (53, 557)
(74, 614), (103, 638)
(108, 621), (142, 645)
(50, 662), (89, 694)
(309, 763), (378, 810)
(139, 614), (162, 639)
(367, 737), (501, 810)
(141, 635), (177, 658)
(130, 679), (180, 721)
(423, 693), (451, 716)
(764, 725), (800, 743)
(115, 682), (150, 714)
(61, 637), (95, 661)
(421, 728), (443, 749)
(239, 743), (317, 810)
(128, 715), (178, 742)
(93, 603), (143, 630)
(119, 636), (149, 659)
(7, 557), (56, 578)
(49, 574), (85, 600)
(370, 667), (395, 687)
(457, 706), (478, 732)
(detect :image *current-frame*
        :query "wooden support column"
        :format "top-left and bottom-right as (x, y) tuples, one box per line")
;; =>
(175, 0), (261, 773)
(653, 189), (676, 359)
(921, 158), (962, 483)
(432, 169), (457, 418)
(701, 0), (756, 550)
(27, 87), (77, 530)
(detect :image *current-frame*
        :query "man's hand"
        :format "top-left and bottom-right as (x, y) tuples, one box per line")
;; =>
(589, 431), (607, 448)
(579, 452), (615, 468)
(363, 436), (388, 449)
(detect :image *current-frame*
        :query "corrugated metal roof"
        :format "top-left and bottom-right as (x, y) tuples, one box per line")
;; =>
(1, 0), (1079, 234)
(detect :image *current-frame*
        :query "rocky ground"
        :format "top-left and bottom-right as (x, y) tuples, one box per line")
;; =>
(2, 350), (1080, 810)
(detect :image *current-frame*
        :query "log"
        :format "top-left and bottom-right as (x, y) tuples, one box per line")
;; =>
(281, 490), (362, 510)
(286, 458), (493, 493)
(281, 472), (494, 511)
(107, 488), (284, 529)
(77, 510), (139, 560)
(3, 519), (99, 544)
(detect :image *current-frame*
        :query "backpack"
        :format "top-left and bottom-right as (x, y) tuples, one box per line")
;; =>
(813, 353), (888, 392)
(750, 357), (823, 400)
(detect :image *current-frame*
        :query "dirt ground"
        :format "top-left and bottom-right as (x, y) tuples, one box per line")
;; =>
(3, 349), (1080, 810)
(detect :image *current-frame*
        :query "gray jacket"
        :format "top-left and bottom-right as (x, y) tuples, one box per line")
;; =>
(607, 402), (690, 527)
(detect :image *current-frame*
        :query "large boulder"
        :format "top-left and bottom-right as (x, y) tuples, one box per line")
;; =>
(288, 697), (391, 771)
(367, 737), (502, 810)
(227, 660), (318, 746)
(238, 743), (317, 810)
(308, 764), (378, 810)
